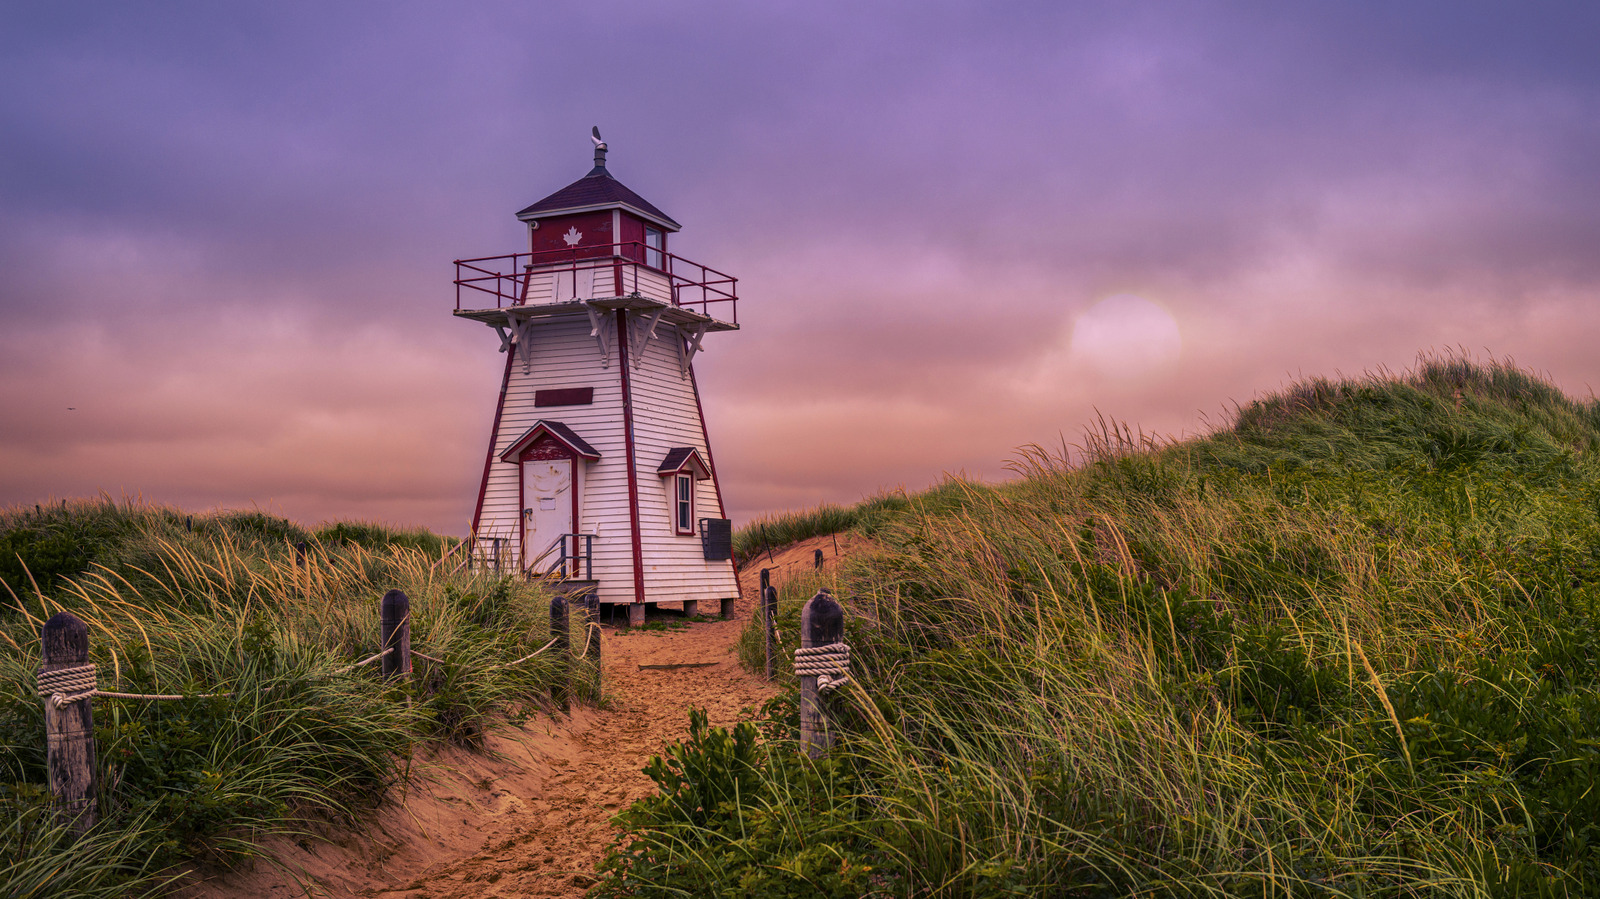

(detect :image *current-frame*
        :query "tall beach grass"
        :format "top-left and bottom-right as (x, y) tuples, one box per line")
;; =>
(0, 499), (563, 893)
(602, 355), (1600, 897)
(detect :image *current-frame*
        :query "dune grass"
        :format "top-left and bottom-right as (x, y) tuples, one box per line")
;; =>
(0, 500), (562, 893)
(601, 355), (1600, 897)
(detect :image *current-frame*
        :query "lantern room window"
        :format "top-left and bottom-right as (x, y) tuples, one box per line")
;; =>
(674, 473), (695, 534)
(645, 227), (664, 270)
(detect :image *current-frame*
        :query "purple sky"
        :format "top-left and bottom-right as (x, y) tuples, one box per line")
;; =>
(3, 2), (1599, 533)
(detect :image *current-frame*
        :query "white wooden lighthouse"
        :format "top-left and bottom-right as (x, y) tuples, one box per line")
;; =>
(454, 129), (740, 626)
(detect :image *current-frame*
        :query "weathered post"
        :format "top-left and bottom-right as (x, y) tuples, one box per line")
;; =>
(380, 590), (412, 679)
(761, 568), (776, 679)
(798, 589), (845, 758)
(550, 594), (571, 712)
(573, 589), (602, 702)
(584, 616), (602, 701)
(295, 540), (307, 567)
(40, 612), (96, 834)
(814, 548), (824, 570)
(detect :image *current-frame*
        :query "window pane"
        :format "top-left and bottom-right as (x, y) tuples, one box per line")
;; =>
(645, 228), (664, 269)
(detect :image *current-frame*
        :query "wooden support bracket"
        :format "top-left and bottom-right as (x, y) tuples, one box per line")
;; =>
(490, 322), (514, 354)
(508, 312), (539, 374)
(585, 304), (614, 367)
(677, 323), (709, 377)
(630, 307), (667, 369)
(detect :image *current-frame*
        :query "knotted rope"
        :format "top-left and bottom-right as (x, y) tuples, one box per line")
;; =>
(36, 663), (97, 707)
(36, 663), (233, 707)
(794, 643), (850, 693)
(36, 659), (243, 707)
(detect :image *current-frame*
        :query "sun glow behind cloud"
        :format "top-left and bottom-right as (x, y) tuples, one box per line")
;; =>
(1068, 294), (1182, 380)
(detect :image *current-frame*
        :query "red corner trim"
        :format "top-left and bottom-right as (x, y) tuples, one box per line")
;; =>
(617, 310), (646, 605)
(515, 451), (525, 570)
(688, 365), (728, 519)
(689, 364), (741, 591)
(471, 349), (517, 537)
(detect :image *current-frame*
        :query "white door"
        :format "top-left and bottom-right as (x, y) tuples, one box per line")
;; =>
(523, 459), (573, 574)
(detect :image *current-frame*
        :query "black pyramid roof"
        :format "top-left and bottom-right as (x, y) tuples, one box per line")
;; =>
(515, 158), (681, 232)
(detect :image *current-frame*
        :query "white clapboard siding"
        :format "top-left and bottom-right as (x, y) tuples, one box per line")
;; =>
(631, 267), (673, 304)
(523, 271), (556, 305)
(627, 323), (740, 604)
(523, 264), (674, 308)
(480, 314), (635, 605)
(475, 304), (737, 606)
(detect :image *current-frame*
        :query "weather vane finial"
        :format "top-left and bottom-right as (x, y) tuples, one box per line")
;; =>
(591, 126), (607, 172)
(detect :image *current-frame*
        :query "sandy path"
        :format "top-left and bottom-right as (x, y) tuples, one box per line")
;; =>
(181, 538), (856, 898)
(365, 599), (776, 899)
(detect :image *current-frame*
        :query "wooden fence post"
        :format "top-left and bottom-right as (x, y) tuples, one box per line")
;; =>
(799, 590), (845, 759)
(380, 590), (412, 679)
(550, 594), (570, 712)
(582, 596), (602, 701)
(569, 589), (601, 702)
(41, 612), (96, 834)
(814, 548), (824, 570)
(761, 568), (776, 680)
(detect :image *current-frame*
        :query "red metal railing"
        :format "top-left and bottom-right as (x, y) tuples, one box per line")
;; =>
(454, 242), (738, 324)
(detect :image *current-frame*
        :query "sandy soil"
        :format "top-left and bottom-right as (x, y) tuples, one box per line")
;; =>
(179, 537), (854, 899)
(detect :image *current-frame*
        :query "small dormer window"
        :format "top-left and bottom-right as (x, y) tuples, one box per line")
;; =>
(657, 447), (708, 536)
(645, 227), (664, 270)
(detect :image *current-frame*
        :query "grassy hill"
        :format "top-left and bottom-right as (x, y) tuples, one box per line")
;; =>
(0, 503), (566, 897)
(600, 356), (1600, 898)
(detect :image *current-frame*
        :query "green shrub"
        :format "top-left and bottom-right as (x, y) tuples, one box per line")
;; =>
(595, 707), (901, 898)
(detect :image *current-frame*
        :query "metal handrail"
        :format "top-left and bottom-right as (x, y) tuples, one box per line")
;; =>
(525, 533), (597, 580)
(453, 242), (738, 324)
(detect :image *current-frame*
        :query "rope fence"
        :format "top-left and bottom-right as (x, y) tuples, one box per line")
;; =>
(36, 663), (236, 707)
(35, 587), (601, 833)
(330, 647), (393, 676)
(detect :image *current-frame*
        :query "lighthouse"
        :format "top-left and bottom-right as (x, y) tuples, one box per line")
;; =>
(453, 129), (740, 626)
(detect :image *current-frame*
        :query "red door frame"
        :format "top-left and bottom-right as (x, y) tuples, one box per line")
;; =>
(517, 435), (580, 574)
